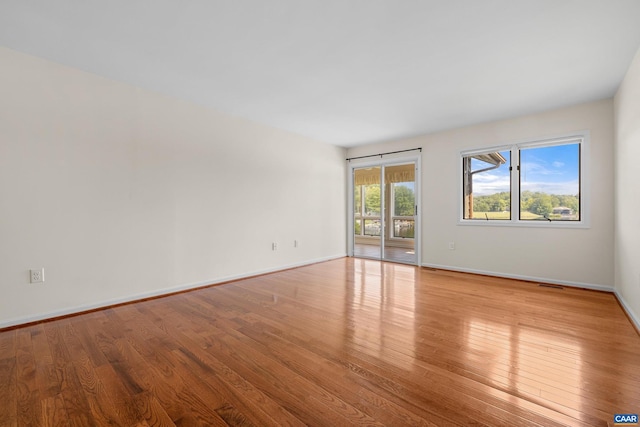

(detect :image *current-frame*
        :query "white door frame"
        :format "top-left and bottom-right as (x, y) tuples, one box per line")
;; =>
(347, 154), (421, 265)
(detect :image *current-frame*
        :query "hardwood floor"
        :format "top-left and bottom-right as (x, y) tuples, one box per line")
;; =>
(354, 243), (416, 264)
(1, 257), (639, 426)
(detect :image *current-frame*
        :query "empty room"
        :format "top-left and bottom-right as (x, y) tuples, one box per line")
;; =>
(1, 1), (640, 426)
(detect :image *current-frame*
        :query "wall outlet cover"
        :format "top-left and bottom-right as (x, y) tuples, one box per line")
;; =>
(30, 268), (45, 283)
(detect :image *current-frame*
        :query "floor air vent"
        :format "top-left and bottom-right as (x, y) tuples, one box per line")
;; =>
(538, 283), (564, 290)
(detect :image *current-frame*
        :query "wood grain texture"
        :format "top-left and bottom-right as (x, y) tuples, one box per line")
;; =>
(1, 257), (639, 426)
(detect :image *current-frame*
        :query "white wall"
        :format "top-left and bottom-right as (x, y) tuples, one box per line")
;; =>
(614, 47), (640, 327)
(0, 47), (346, 328)
(347, 99), (615, 289)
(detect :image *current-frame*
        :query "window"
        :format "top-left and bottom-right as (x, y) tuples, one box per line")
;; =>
(519, 143), (580, 221)
(391, 182), (415, 238)
(354, 184), (382, 237)
(353, 177), (416, 239)
(462, 150), (511, 220)
(461, 134), (587, 226)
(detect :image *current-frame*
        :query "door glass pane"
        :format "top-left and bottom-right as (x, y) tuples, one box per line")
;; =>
(394, 219), (414, 238)
(353, 167), (382, 259)
(383, 163), (416, 264)
(393, 182), (415, 217)
(364, 219), (381, 236)
(363, 184), (380, 216)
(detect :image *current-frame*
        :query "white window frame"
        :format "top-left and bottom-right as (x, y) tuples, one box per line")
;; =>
(458, 131), (590, 228)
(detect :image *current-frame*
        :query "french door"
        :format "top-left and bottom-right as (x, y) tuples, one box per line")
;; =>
(349, 158), (419, 265)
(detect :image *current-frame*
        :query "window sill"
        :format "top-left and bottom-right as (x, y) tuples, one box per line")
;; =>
(457, 219), (589, 229)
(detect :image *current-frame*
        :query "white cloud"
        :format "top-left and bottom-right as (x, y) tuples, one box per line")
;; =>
(521, 179), (579, 195)
(552, 161), (565, 168)
(522, 161), (562, 176)
(473, 173), (510, 195)
(472, 174), (578, 196)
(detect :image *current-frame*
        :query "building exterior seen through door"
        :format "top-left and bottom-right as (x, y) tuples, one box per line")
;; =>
(352, 162), (418, 264)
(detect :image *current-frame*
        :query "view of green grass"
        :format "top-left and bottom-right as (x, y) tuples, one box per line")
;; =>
(471, 211), (542, 220)
(470, 211), (510, 220)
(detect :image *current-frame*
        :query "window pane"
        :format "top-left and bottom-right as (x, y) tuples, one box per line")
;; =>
(520, 143), (580, 221)
(354, 218), (362, 235)
(393, 183), (415, 216)
(364, 219), (381, 236)
(394, 219), (415, 238)
(354, 185), (362, 214)
(463, 150), (511, 220)
(363, 184), (380, 216)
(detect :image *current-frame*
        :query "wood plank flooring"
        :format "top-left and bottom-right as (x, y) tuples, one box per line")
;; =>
(354, 244), (416, 264)
(1, 257), (639, 426)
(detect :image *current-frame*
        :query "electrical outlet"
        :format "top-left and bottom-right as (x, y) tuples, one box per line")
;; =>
(272, 242), (277, 251)
(448, 242), (455, 250)
(30, 268), (45, 283)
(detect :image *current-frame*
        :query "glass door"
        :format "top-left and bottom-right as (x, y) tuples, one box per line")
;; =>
(353, 166), (383, 259)
(383, 163), (416, 264)
(351, 162), (417, 264)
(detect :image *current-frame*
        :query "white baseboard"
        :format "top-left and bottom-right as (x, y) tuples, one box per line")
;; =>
(0, 253), (347, 329)
(421, 262), (614, 292)
(614, 291), (640, 333)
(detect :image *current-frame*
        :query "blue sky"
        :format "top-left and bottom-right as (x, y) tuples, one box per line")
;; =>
(472, 143), (580, 196)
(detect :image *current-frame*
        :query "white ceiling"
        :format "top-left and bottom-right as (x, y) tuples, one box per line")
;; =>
(2, 1), (640, 147)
